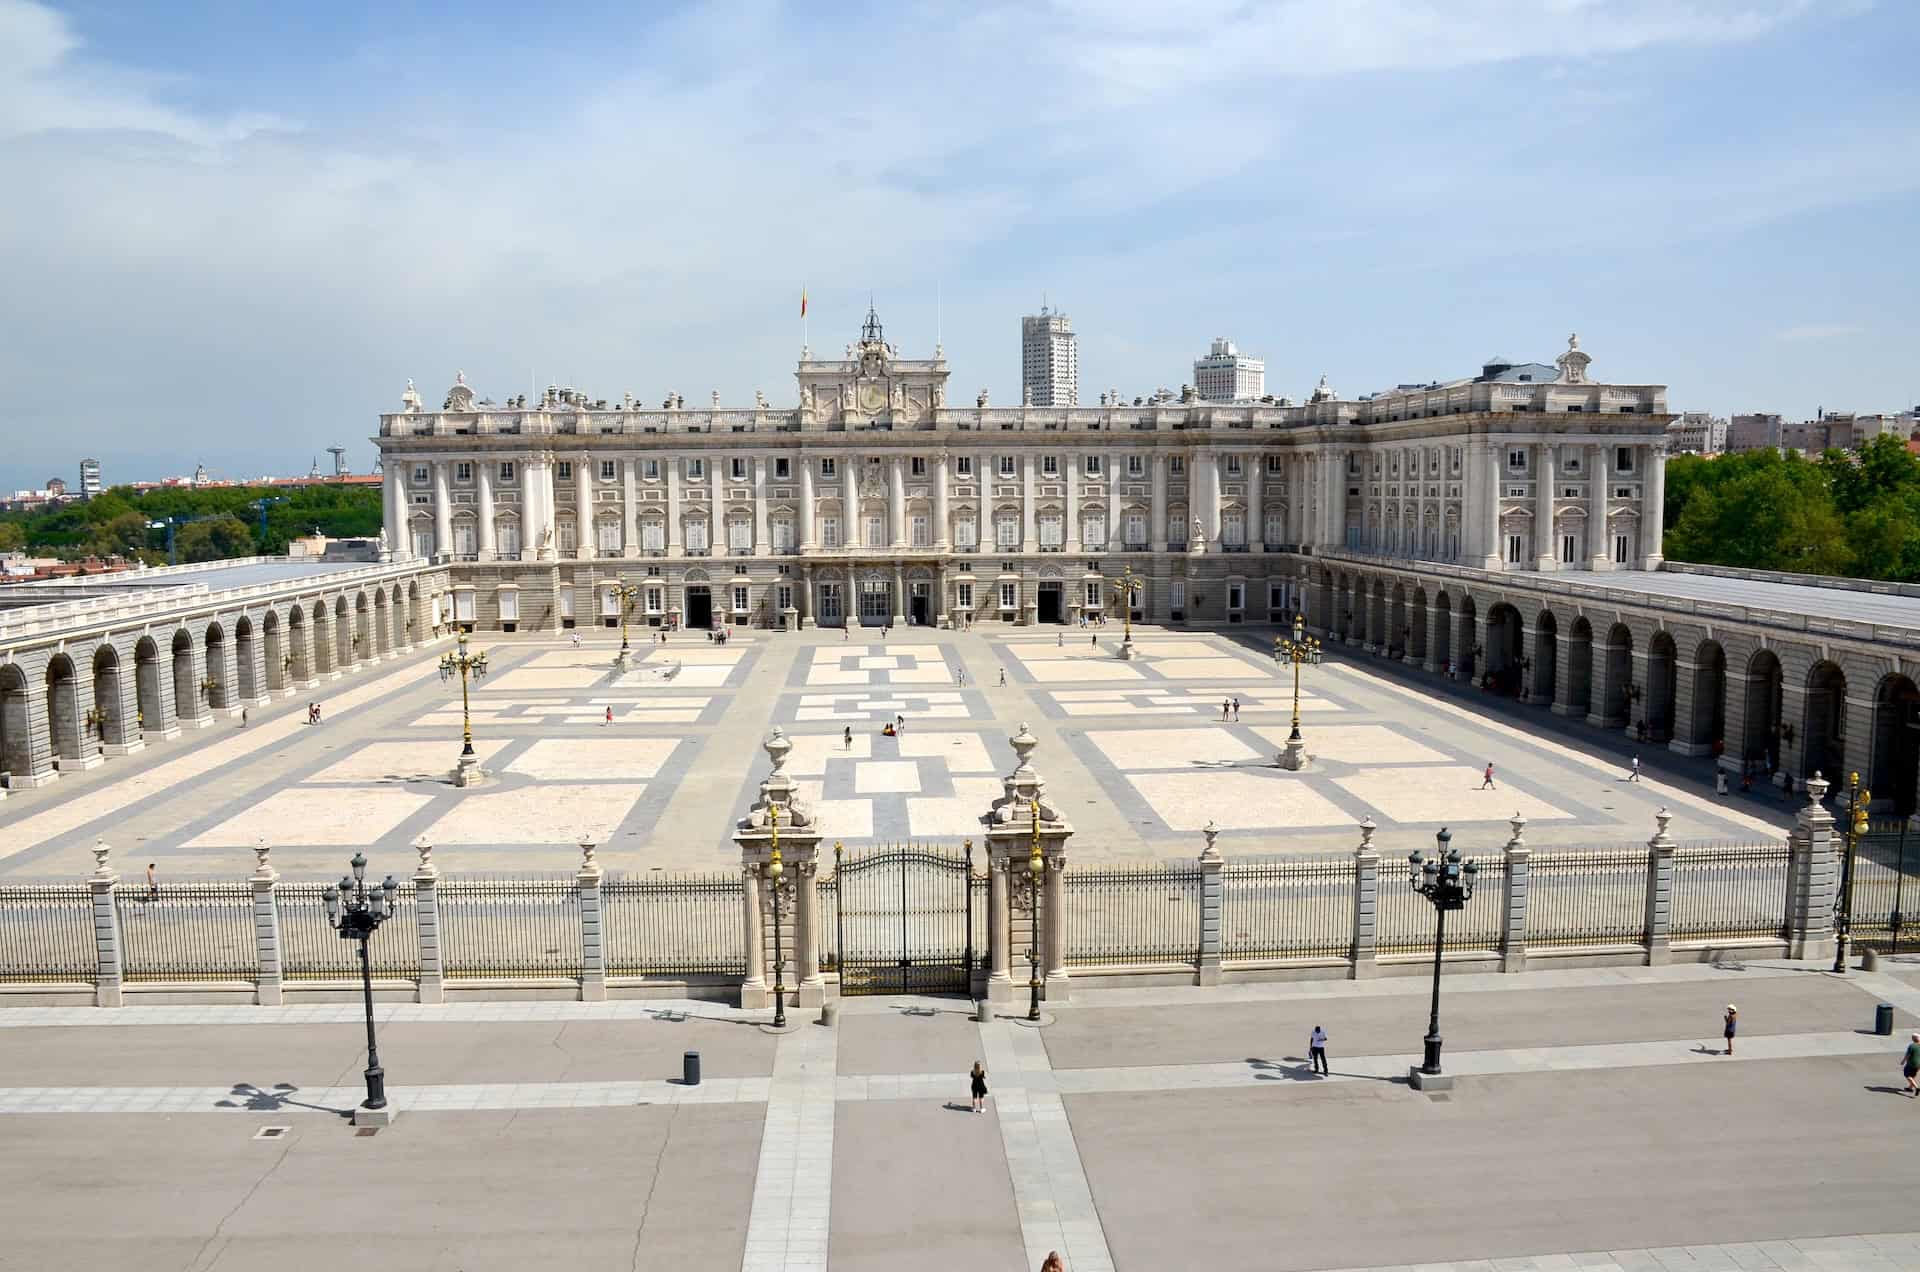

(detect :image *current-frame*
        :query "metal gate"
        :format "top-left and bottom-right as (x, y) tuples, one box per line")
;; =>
(832, 843), (974, 995)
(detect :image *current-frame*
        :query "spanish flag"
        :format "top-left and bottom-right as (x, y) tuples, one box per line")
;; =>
(800, 288), (808, 318)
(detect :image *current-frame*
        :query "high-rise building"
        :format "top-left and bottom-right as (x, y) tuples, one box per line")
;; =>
(1727, 413), (1784, 452)
(1193, 338), (1266, 402)
(1020, 307), (1077, 406)
(78, 457), (101, 499)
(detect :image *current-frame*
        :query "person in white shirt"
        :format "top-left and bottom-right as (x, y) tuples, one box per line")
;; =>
(1308, 1025), (1329, 1075)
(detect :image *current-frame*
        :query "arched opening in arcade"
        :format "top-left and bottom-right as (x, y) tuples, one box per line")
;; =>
(1803, 660), (1847, 781)
(203, 623), (228, 710)
(134, 636), (162, 733)
(1388, 584), (1408, 659)
(170, 629), (196, 719)
(1457, 594), (1479, 680)
(1601, 622), (1633, 727)
(1484, 603), (1523, 697)
(263, 611), (285, 693)
(1409, 586), (1429, 664)
(91, 644), (126, 749)
(1432, 592), (1453, 673)
(1742, 649), (1785, 774)
(45, 654), (81, 767)
(234, 617), (257, 701)
(1684, 640), (1727, 757)
(1565, 617), (1594, 717)
(1646, 631), (1678, 744)
(1871, 674), (1920, 816)
(311, 602), (333, 676)
(0, 662), (29, 782)
(1531, 610), (1559, 705)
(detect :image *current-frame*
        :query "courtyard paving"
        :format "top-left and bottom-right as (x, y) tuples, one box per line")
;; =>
(1, 958), (1918, 1271)
(0, 625), (1795, 880)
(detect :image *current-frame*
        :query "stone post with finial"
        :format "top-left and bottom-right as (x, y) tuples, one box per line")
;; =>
(577, 840), (606, 1002)
(1351, 816), (1379, 979)
(413, 837), (445, 1005)
(89, 838), (124, 1007)
(1502, 812), (1530, 973)
(736, 727), (825, 1008)
(982, 722), (1076, 1004)
(251, 838), (284, 1006)
(1786, 771), (1839, 962)
(1197, 821), (1224, 986)
(1643, 807), (1677, 965)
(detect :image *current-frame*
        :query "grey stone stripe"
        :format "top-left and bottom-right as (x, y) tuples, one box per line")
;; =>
(0, 1076), (767, 1114)
(742, 1024), (835, 1272)
(1303, 1231), (1920, 1272)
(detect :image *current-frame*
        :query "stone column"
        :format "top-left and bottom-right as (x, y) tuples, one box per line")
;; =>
(432, 461), (452, 560)
(575, 840), (606, 1002)
(1588, 442), (1609, 570)
(752, 456), (770, 556)
(571, 455), (591, 559)
(1534, 442), (1557, 571)
(621, 458), (638, 558)
(934, 453), (951, 549)
(710, 454), (724, 553)
(1644, 808), (1676, 966)
(1501, 814), (1529, 973)
(1107, 453), (1121, 547)
(209, 634), (241, 719)
(1521, 625), (1551, 704)
(987, 853), (1011, 998)
(1196, 822), (1223, 987)
(735, 728), (825, 1008)
(892, 562), (907, 626)
(477, 462), (497, 561)
(1248, 456), (1264, 552)
(842, 460), (859, 547)
(1021, 452), (1037, 552)
(1150, 453), (1169, 552)
(799, 456), (817, 550)
(89, 840), (124, 1007)
(1064, 452), (1081, 552)
(251, 840), (283, 1006)
(799, 565), (815, 630)
(889, 455), (906, 548)
(1785, 772), (1839, 961)
(1205, 450), (1224, 543)
(1421, 604), (1443, 674)
(665, 457), (682, 555)
(382, 464), (405, 561)
(1640, 444), (1667, 569)
(982, 722), (1076, 1004)
(1351, 818), (1379, 980)
(413, 840), (445, 1005)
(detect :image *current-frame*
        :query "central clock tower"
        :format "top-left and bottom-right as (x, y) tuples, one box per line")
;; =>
(795, 305), (949, 430)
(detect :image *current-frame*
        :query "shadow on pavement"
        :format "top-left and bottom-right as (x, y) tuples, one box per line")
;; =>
(215, 1082), (353, 1118)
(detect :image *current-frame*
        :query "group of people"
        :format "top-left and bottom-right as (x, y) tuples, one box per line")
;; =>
(1219, 698), (1242, 720)
(304, 702), (323, 726)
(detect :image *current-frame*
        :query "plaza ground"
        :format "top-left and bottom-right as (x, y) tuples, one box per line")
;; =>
(2, 957), (1919, 1271)
(0, 625), (1794, 881)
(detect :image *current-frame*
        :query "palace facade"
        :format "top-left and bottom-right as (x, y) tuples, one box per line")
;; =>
(375, 312), (1670, 633)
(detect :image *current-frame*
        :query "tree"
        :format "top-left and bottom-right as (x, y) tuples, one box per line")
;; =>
(1664, 459), (1851, 576)
(87, 511), (151, 559)
(0, 521), (23, 552)
(173, 516), (256, 563)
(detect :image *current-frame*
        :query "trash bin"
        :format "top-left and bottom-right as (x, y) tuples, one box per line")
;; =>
(1876, 1003), (1895, 1037)
(683, 1049), (701, 1086)
(819, 1000), (839, 1027)
(975, 999), (993, 1024)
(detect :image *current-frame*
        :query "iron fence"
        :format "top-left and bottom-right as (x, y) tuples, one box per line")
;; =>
(1848, 822), (1917, 952)
(1669, 841), (1790, 943)
(116, 882), (257, 982)
(0, 883), (96, 984)
(1221, 857), (1353, 961)
(602, 873), (744, 976)
(1526, 849), (1649, 948)
(1376, 855), (1507, 956)
(1063, 862), (1201, 967)
(276, 881), (421, 981)
(439, 876), (583, 979)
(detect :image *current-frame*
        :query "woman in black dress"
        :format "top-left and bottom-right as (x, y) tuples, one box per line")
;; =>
(969, 1061), (988, 1114)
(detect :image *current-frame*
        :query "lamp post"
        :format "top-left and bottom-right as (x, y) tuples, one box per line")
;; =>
(437, 629), (489, 765)
(764, 804), (795, 1027)
(1105, 563), (1144, 657)
(1407, 827), (1478, 1085)
(1833, 771), (1871, 972)
(609, 581), (643, 653)
(323, 852), (399, 1121)
(1008, 797), (1045, 1021)
(1273, 614), (1320, 771)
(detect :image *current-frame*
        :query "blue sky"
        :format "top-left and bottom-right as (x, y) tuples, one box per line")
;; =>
(1, 0), (1915, 491)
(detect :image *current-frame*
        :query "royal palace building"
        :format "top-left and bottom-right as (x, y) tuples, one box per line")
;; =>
(376, 312), (1670, 634)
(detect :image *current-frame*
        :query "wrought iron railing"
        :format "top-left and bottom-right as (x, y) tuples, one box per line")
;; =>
(0, 883), (96, 984)
(1221, 857), (1353, 961)
(1525, 849), (1650, 948)
(1375, 856), (1508, 955)
(277, 881), (421, 981)
(1063, 863), (1201, 967)
(602, 872), (744, 976)
(1669, 841), (1791, 943)
(439, 876), (583, 978)
(117, 882), (257, 982)
(1848, 821), (1916, 951)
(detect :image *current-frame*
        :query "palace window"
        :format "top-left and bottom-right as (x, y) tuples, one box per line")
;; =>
(684, 519), (708, 551)
(774, 457), (790, 479)
(956, 456), (974, 477)
(1615, 447), (1634, 473)
(1170, 456), (1185, 475)
(1128, 454), (1145, 477)
(865, 515), (885, 547)
(1042, 455), (1059, 477)
(687, 458), (705, 480)
(597, 519), (622, 553)
(645, 586), (663, 613)
(728, 519), (752, 551)
(498, 523), (522, 558)
(1085, 582), (1102, 607)
(644, 459), (660, 479)
(600, 460), (617, 481)
(1038, 513), (1063, 547)
(413, 465), (429, 484)
(1225, 455), (1242, 476)
(910, 456), (926, 477)
(1228, 583), (1244, 611)
(1125, 512), (1147, 547)
(1614, 533), (1631, 561)
(1083, 516), (1107, 547)
(821, 517), (841, 548)
(820, 457), (836, 478)
(641, 521), (664, 551)
(998, 455), (1016, 478)
(955, 516), (978, 547)
(1561, 534), (1577, 563)
(999, 582), (1017, 609)
(772, 517), (794, 551)
(1265, 512), (1285, 545)
(911, 515), (930, 547)
(1506, 533), (1523, 562)
(557, 520), (577, 552)
(1170, 580), (1186, 611)
(556, 461), (572, 480)
(454, 462), (472, 482)
(731, 457), (747, 480)
(1084, 455), (1102, 476)
(1266, 454), (1284, 473)
(956, 582), (973, 608)
(1508, 449), (1527, 470)
(996, 515), (1020, 547)
(733, 585), (749, 611)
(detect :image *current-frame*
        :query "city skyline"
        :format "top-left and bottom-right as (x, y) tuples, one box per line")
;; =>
(2, 0), (1917, 490)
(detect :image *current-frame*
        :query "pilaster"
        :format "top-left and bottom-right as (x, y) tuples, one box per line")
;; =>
(1351, 818), (1379, 979)
(982, 722), (1075, 1004)
(89, 841), (123, 1007)
(1644, 808), (1675, 966)
(251, 841), (283, 1006)
(412, 840), (445, 1005)
(577, 841), (607, 1002)
(1502, 815), (1529, 973)
(1196, 823), (1223, 987)
(1786, 772), (1839, 962)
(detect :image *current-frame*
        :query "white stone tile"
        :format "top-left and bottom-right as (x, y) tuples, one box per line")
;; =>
(423, 783), (646, 844)
(1087, 726), (1259, 771)
(1331, 767), (1573, 823)
(896, 732), (995, 772)
(506, 738), (679, 780)
(186, 785), (438, 848)
(854, 761), (922, 794)
(1250, 724), (1449, 764)
(1129, 770), (1355, 831)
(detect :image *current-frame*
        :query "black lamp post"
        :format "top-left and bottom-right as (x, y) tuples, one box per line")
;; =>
(324, 852), (399, 1118)
(1010, 797), (1046, 1021)
(1833, 772), (1871, 973)
(764, 805), (794, 1028)
(1407, 828), (1478, 1082)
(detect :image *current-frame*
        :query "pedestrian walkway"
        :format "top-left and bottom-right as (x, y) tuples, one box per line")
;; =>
(1304, 1232), (1920, 1271)
(743, 1023), (836, 1272)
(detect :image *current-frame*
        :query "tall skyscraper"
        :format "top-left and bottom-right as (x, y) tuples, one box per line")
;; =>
(1193, 338), (1266, 402)
(1021, 307), (1077, 406)
(78, 457), (101, 499)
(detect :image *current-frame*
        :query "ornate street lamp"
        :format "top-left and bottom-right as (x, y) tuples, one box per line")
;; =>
(763, 806), (796, 1027)
(1407, 828), (1478, 1084)
(1273, 615), (1320, 771)
(609, 581), (643, 653)
(1007, 797), (1045, 1021)
(1104, 563), (1145, 657)
(1833, 771), (1872, 973)
(437, 629), (489, 764)
(324, 852), (399, 1121)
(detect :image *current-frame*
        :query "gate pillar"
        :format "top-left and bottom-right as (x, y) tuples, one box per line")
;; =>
(736, 727), (825, 1009)
(982, 722), (1075, 1005)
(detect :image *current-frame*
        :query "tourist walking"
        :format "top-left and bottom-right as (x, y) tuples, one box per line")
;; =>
(239, 707), (247, 728)
(998, 669), (1006, 686)
(1309, 1025), (1329, 1075)
(1480, 762), (1496, 790)
(603, 706), (613, 726)
(1232, 697), (1241, 721)
(969, 1061), (988, 1114)
(1041, 1254), (1065, 1272)
(145, 862), (158, 902)
(1057, 633), (1064, 648)
(1723, 1004), (1738, 1056)
(1903, 1033), (1920, 1096)
(1628, 756), (1642, 782)
(1222, 699), (1231, 720)
(844, 726), (853, 750)
(1716, 769), (1728, 796)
